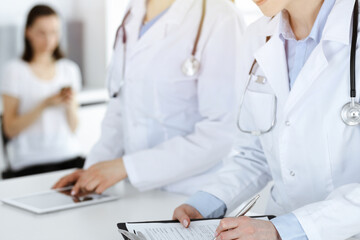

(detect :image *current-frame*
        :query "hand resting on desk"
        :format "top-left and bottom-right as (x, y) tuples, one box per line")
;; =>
(52, 158), (127, 196)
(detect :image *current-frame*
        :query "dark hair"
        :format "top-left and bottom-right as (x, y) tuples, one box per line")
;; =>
(22, 5), (64, 62)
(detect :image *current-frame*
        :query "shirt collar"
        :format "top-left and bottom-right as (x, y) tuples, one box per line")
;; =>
(279, 0), (336, 43)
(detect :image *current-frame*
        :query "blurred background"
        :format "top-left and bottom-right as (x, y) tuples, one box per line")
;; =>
(0, 0), (262, 178)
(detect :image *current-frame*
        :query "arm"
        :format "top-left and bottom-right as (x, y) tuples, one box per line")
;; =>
(52, 96), (126, 191)
(2, 94), (62, 138)
(195, 125), (273, 213)
(291, 184), (360, 240)
(178, 194), (308, 240)
(84, 96), (125, 168)
(122, 14), (246, 192)
(63, 89), (79, 133)
(63, 61), (82, 133)
(271, 213), (308, 240)
(186, 191), (227, 218)
(65, 100), (78, 133)
(52, 50), (125, 191)
(209, 185), (360, 240)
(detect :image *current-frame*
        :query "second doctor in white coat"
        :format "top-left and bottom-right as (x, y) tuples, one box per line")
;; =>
(53, 0), (245, 195)
(174, 0), (360, 239)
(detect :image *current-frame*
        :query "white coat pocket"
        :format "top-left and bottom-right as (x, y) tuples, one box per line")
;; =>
(241, 89), (276, 134)
(157, 77), (198, 102)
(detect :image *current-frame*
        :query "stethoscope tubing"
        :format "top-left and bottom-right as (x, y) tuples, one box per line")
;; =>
(350, 0), (358, 98)
(111, 0), (207, 98)
(238, 0), (360, 134)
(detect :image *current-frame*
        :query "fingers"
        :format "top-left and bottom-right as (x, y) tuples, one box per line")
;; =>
(172, 205), (193, 228)
(71, 172), (96, 196)
(62, 92), (73, 101)
(71, 160), (125, 196)
(52, 176), (68, 189)
(71, 171), (110, 196)
(94, 181), (111, 195)
(85, 178), (101, 193)
(60, 88), (73, 98)
(215, 217), (243, 238)
(71, 179), (82, 196)
(52, 170), (82, 189)
(216, 228), (242, 240)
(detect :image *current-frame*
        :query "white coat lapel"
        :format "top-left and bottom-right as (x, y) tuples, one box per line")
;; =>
(254, 27), (290, 106)
(129, 0), (195, 59)
(125, 0), (146, 57)
(283, 44), (328, 114)
(283, 0), (354, 114)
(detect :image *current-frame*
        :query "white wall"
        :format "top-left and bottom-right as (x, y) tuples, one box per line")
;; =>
(72, 0), (107, 89)
(0, 0), (263, 90)
(0, 0), (75, 60)
(0, 0), (107, 90)
(0, 0), (75, 25)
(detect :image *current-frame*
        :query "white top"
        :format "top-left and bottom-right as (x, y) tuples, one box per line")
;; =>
(0, 59), (82, 170)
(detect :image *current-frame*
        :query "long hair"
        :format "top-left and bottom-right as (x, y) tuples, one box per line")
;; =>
(22, 5), (64, 62)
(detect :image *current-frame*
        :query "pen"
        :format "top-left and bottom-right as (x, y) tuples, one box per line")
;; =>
(213, 194), (260, 240)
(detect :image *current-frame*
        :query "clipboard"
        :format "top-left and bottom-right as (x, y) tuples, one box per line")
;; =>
(117, 216), (275, 240)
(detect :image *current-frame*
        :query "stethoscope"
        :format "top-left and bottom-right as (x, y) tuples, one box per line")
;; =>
(111, 0), (207, 98)
(237, 1), (360, 136)
(341, 0), (360, 126)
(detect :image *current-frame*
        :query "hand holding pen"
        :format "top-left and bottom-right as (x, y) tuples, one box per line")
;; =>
(212, 195), (279, 240)
(213, 194), (280, 240)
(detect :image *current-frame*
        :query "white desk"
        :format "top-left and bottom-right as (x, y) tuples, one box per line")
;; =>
(1, 171), (358, 240)
(0, 170), (187, 240)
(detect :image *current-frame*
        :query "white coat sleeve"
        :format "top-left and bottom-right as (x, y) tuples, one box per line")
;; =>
(194, 24), (274, 211)
(122, 14), (246, 191)
(84, 96), (124, 169)
(199, 128), (273, 213)
(292, 184), (360, 240)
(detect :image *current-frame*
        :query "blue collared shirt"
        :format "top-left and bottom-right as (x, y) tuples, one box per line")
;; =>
(280, 0), (336, 89)
(139, 8), (169, 38)
(186, 1), (336, 239)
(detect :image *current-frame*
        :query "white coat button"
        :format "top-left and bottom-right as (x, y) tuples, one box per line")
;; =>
(290, 171), (295, 176)
(285, 121), (291, 126)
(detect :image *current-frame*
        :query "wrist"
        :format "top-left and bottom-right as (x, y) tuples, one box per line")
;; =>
(40, 100), (49, 110)
(116, 158), (128, 179)
(65, 100), (77, 110)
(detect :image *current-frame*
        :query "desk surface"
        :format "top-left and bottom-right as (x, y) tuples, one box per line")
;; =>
(0, 170), (187, 240)
(1, 171), (357, 240)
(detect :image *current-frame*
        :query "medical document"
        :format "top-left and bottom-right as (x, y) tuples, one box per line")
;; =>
(123, 219), (219, 240)
(119, 217), (270, 240)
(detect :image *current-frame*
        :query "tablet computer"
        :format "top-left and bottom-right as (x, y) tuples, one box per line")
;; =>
(1, 186), (119, 214)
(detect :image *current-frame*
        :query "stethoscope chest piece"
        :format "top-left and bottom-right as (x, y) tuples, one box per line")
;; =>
(341, 99), (360, 126)
(182, 55), (201, 77)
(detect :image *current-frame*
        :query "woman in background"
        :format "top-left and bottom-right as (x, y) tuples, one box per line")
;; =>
(1, 5), (83, 178)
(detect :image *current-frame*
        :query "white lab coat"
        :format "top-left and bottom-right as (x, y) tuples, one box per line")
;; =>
(84, 0), (246, 195)
(201, 0), (360, 239)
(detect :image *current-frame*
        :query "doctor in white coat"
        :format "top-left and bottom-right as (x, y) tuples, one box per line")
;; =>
(53, 0), (245, 195)
(173, 0), (360, 239)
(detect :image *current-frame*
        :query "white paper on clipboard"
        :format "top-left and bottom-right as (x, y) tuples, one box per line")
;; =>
(117, 216), (272, 240)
